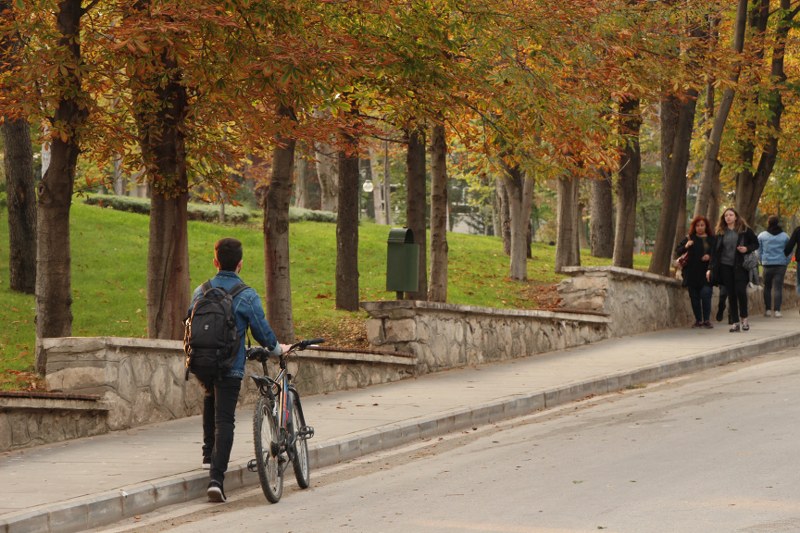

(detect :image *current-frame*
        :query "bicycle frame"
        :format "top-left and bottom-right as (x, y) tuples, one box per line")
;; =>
(247, 338), (321, 503)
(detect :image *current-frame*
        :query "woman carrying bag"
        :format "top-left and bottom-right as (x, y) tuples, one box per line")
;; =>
(708, 207), (759, 332)
(676, 215), (716, 328)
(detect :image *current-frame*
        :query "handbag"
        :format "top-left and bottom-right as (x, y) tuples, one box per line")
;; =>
(742, 250), (759, 271)
(675, 252), (689, 269)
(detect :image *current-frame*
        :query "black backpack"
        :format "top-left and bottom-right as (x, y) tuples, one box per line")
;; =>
(184, 281), (248, 381)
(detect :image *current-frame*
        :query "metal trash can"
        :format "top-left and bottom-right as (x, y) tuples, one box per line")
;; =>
(386, 228), (419, 298)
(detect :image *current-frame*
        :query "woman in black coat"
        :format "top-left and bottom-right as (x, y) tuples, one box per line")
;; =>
(676, 215), (716, 328)
(708, 207), (759, 332)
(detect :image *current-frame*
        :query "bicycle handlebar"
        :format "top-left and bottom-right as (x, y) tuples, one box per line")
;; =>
(246, 338), (325, 362)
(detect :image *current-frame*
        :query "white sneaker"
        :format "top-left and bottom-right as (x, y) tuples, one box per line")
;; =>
(775, 311), (783, 318)
(765, 310), (772, 317)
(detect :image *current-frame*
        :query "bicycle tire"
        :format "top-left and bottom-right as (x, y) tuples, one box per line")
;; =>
(289, 392), (310, 489)
(253, 395), (283, 503)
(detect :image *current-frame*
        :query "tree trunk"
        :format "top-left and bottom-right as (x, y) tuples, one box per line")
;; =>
(502, 163), (534, 280)
(3, 118), (36, 293)
(147, 191), (190, 339)
(336, 133), (360, 311)
(0, 0), (36, 293)
(496, 178), (511, 254)
(315, 141), (338, 212)
(649, 91), (698, 277)
(590, 171), (614, 258)
(383, 140), (392, 225)
(578, 201), (589, 249)
(129, 17), (192, 340)
(613, 97), (641, 269)
(695, 0), (747, 219)
(264, 105), (296, 340)
(555, 176), (580, 272)
(429, 124), (448, 302)
(294, 141), (310, 209)
(405, 126), (427, 300)
(368, 146), (384, 224)
(35, 0), (86, 374)
(674, 184), (687, 252)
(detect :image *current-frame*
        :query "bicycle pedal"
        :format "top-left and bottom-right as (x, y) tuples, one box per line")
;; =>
(299, 426), (315, 439)
(247, 459), (258, 472)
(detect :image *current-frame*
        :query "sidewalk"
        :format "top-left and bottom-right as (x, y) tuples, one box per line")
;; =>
(3, 312), (800, 533)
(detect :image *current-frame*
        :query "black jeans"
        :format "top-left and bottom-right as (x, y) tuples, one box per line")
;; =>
(762, 265), (787, 311)
(720, 264), (749, 323)
(201, 376), (242, 484)
(687, 284), (712, 322)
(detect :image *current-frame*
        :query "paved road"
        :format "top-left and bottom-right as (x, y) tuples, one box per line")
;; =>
(96, 347), (800, 533)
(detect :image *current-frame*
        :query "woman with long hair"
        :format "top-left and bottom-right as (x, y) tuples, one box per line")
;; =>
(676, 215), (716, 328)
(708, 207), (759, 332)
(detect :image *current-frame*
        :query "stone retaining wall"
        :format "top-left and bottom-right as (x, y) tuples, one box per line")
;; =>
(0, 392), (109, 452)
(361, 300), (611, 374)
(557, 266), (799, 337)
(39, 337), (414, 435)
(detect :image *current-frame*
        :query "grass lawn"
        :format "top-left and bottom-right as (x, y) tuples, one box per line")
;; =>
(0, 201), (650, 390)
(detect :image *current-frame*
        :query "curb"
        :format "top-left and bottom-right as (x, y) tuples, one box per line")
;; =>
(4, 331), (800, 533)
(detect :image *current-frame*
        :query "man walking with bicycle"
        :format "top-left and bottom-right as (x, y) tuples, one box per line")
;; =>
(186, 237), (289, 503)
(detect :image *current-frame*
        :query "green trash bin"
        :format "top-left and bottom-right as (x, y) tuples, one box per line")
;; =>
(386, 228), (419, 297)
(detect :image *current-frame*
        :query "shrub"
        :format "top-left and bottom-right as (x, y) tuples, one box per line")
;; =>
(288, 207), (336, 223)
(83, 194), (253, 223)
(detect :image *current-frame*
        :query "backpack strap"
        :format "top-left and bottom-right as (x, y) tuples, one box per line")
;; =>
(228, 283), (248, 298)
(201, 280), (213, 295)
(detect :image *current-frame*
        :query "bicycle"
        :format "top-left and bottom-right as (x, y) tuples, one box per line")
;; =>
(246, 338), (322, 503)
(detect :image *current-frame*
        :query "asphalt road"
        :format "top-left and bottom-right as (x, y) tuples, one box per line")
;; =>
(97, 349), (800, 533)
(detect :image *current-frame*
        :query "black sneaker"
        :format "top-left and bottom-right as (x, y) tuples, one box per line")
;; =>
(202, 457), (211, 470)
(729, 323), (741, 333)
(716, 307), (725, 322)
(207, 480), (226, 503)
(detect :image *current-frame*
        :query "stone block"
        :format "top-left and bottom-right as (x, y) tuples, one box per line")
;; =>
(384, 318), (417, 342)
(365, 319), (384, 345)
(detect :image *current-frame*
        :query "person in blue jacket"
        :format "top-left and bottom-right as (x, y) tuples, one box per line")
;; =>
(188, 238), (289, 503)
(758, 215), (791, 317)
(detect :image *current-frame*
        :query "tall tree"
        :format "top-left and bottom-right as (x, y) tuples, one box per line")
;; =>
(555, 175), (580, 272)
(34, 0), (88, 374)
(125, 0), (191, 340)
(612, 99), (641, 268)
(3, 118), (36, 294)
(336, 127), (360, 310)
(0, 0), (35, 294)
(429, 123), (448, 302)
(264, 104), (297, 339)
(694, 0), (748, 220)
(734, 0), (798, 223)
(501, 161), (534, 280)
(650, 92), (698, 276)
(405, 126), (427, 300)
(590, 171), (614, 258)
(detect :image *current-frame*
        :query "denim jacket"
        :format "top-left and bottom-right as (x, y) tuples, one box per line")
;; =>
(188, 270), (281, 379)
(758, 230), (791, 266)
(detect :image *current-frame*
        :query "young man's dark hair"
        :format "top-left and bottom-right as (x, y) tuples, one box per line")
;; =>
(214, 238), (243, 272)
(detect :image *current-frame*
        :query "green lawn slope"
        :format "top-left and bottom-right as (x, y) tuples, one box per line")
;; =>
(0, 201), (649, 390)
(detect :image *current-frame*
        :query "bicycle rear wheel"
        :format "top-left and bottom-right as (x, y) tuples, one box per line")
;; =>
(253, 395), (283, 503)
(289, 392), (310, 489)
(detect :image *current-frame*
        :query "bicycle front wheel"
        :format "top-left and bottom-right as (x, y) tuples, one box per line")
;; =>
(253, 395), (283, 503)
(289, 392), (310, 489)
